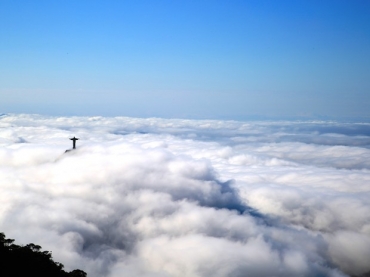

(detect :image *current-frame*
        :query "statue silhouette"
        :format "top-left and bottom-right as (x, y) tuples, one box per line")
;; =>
(70, 137), (79, 149)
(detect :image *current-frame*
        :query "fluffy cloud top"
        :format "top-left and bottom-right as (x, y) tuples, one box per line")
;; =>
(0, 114), (369, 277)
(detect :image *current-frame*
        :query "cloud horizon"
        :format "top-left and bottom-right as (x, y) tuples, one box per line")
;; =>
(0, 114), (369, 277)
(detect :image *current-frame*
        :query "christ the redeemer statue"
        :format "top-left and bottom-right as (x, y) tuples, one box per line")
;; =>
(70, 137), (79, 149)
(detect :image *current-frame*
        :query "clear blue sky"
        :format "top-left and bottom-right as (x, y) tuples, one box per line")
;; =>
(1, 0), (369, 120)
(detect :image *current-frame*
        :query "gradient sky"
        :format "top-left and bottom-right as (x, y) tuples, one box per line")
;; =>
(1, 0), (369, 120)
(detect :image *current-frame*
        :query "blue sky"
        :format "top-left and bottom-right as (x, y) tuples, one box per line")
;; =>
(1, 0), (369, 120)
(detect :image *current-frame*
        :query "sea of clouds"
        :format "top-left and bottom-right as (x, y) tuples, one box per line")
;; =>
(0, 113), (370, 277)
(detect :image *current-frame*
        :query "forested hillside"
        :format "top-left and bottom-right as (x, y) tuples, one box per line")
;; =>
(0, 232), (86, 277)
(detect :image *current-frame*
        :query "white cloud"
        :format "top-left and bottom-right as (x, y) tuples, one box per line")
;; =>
(0, 114), (369, 276)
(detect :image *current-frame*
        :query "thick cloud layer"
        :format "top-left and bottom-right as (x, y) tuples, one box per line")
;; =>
(0, 114), (370, 277)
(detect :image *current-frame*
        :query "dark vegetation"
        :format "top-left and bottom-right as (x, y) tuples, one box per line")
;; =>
(0, 232), (87, 277)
